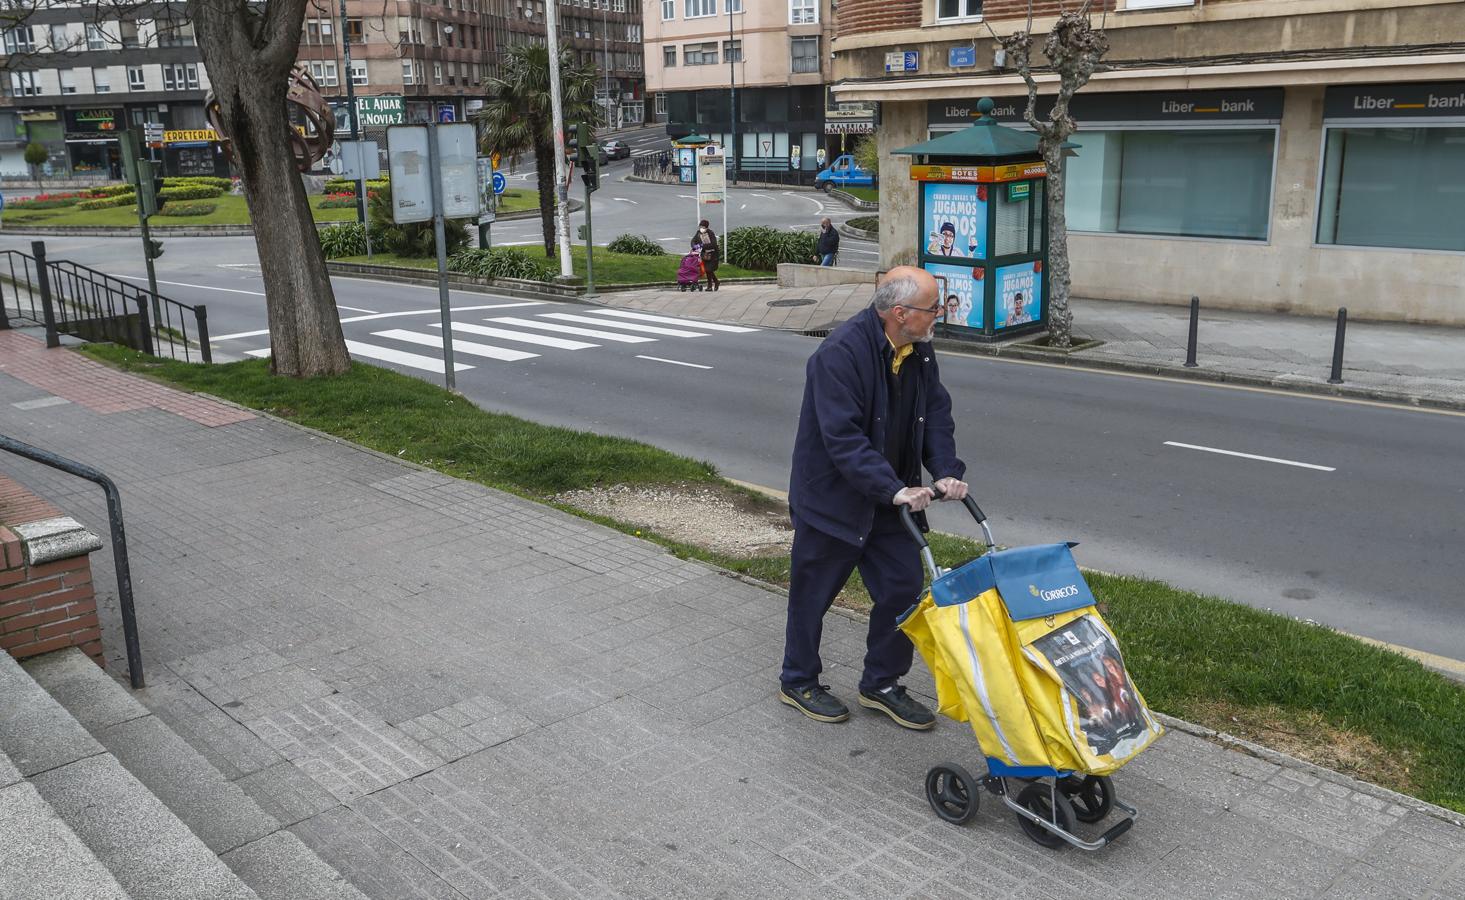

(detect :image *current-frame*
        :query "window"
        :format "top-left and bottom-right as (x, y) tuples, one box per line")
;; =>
(127, 65), (145, 90)
(162, 63), (183, 91)
(725, 0), (742, 11)
(93, 68), (110, 93)
(935, 0), (982, 20)
(402, 60), (415, 84)
(118, 21), (139, 49)
(3, 27), (36, 54)
(1125, 0), (1193, 8)
(157, 21), (196, 47)
(663, 46), (676, 67)
(345, 18), (365, 43)
(434, 62), (443, 85)
(86, 24), (105, 50)
(1317, 127), (1465, 253)
(791, 36), (819, 74)
(1064, 129), (1276, 241)
(50, 25), (68, 50)
(59, 69), (77, 94)
(790, 0), (816, 24)
(723, 40), (741, 63)
(306, 18), (333, 45)
(684, 42), (718, 65)
(185, 63), (199, 89)
(9, 71), (39, 97)
(308, 60), (338, 87)
(654, 92), (666, 116)
(350, 60), (368, 86)
(685, 0), (715, 18)
(661, 0), (674, 18)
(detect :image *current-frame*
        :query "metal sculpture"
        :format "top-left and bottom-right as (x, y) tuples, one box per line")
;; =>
(205, 65), (336, 172)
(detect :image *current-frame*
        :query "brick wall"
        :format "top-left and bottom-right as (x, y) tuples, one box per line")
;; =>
(0, 476), (104, 667)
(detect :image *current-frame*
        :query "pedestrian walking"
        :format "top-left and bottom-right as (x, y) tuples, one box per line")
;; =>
(692, 220), (720, 291)
(814, 217), (840, 266)
(780, 266), (969, 730)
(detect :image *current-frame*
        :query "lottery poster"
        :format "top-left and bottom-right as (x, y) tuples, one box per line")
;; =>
(995, 260), (1042, 328)
(923, 182), (988, 259)
(925, 262), (984, 330)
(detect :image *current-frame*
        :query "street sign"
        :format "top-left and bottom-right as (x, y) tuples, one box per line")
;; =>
(337, 140), (381, 181)
(696, 152), (725, 206)
(949, 46), (977, 68)
(491, 171), (507, 195)
(386, 123), (478, 224)
(490, 151), (501, 169)
(886, 51), (920, 73)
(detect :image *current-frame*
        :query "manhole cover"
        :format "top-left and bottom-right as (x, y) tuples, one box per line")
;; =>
(767, 298), (816, 308)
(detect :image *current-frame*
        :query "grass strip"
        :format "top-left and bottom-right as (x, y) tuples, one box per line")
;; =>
(81, 345), (1465, 813)
(3, 194), (356, 227)
(335, 245), (767, 285)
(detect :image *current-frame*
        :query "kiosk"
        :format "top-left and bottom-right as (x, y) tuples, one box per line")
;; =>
(894, 97), (1056, 341)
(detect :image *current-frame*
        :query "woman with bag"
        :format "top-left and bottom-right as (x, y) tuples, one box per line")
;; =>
(691, 220), (720, 291)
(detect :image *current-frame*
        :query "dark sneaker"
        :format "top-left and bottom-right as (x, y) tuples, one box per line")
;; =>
(858, 685), (936, 730)
(780, 683), (850, 723)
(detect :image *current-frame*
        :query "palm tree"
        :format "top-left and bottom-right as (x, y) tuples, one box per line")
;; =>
(476, 44), (599, 257)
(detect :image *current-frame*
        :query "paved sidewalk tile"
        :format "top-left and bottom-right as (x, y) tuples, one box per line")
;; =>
(2, 338), (1462, 899)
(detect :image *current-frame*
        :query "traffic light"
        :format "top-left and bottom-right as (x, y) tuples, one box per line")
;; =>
(146, 238), (164, 260)
(152, 171), (166, 211)
(581, 158), (599, 193)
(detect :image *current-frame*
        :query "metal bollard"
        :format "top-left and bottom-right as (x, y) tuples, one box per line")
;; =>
(32, 240), (59, 348)
(196, 304), (212, 365)
(1328, 307), (1347, 384)
(1184, 295), (1200, 368)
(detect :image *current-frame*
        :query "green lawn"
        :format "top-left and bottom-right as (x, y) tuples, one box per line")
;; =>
(80, 343), (1465, 815)
(495, 188), (538, 214)
(839, 185), (880, 203)
(3, 194), (357, 227)
(336, 245), (767, 285)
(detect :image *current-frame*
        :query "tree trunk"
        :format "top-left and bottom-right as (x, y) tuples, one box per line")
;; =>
(1043, 144), (1073, 348)
(534, 137), (555, 256)
(189, 0), (349, 378)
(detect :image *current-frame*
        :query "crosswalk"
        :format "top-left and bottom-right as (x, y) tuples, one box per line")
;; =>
(242, 308), (757, 375)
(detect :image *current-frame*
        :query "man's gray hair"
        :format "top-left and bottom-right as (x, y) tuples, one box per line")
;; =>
(872, 274), (923, 313)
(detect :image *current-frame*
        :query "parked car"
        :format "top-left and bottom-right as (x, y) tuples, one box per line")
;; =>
(601, 140), (631, 160)
(814, 154), (874, 192)
(565, 138), (608, 165)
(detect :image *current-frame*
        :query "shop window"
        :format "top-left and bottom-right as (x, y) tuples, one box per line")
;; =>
(1065, 128), (1275, 241)
(684, 0), (715, 18)
(127, 66), (146, 91)
(1317, 127), (1465, 253)
(791, 36), (819, 74)
(790, 0), (817, 25)
(936, 0), (982, 20)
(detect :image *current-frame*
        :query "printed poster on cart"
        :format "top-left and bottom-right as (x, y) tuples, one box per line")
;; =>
(1031, 615), (1149, 759)
(923, 182), (988, 259)
(995, 260), (1042, 328)
(925, 262), (984, 329)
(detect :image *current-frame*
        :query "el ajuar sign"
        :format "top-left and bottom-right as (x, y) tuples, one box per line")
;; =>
(929, 88), (1284, 126)
(1324, 82), (1465, 118)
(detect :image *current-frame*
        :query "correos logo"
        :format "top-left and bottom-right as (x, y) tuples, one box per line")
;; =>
(1036, 584), (1080, 602)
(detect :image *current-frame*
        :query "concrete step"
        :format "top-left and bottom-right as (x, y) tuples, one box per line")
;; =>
(23, 649), (367, 900)
(0, 746), (130, 900)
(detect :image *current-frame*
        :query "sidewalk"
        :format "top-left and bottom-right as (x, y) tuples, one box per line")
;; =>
(599, 284), (1465, 410)
(1, 330), (1462, 899)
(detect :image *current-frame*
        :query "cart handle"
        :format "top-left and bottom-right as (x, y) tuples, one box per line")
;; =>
(897, 486), (996, 580)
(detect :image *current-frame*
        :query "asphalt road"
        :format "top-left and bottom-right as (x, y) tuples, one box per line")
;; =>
(4, 228), (1462, 666)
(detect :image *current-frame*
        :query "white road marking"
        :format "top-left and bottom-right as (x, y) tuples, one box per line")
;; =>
(613, 197), (637, 204)
(246, 342), (474, 373)
(785, 191), (824, 212)
(636, 355), (712, 370)
(110, 274), (264, 296)
(375, 328), (539, 362)
(211, 303), (543, 341)
(1162, 441), (1336, 472)
(753, 193), (774, 201)
(588, 309), (757, 333)
(432, 322), (597, 350)
(336, 304), (378, 314)
(739, 204), (747, 211)
(677, 195), (696, 200)
(538, 312), (709, 338)
(487, 316), (656, 343)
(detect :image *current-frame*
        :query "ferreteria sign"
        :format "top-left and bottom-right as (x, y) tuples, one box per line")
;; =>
(929, 88), (1284, 126)
(1324, 82), (1465, 119)
(355, 95), (405, 126)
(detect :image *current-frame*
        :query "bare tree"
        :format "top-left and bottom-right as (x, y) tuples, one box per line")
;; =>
(992, 3), (1109, 348)
(187, 0), (351, 377)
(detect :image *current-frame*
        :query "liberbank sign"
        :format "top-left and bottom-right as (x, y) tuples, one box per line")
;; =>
(929, 89), (1284, 127)
(1325, 82), (1465, 119)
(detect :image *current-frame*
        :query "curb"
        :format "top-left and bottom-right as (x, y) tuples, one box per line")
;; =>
(838, 222), (878, 242)
(928, 337), (1465, 413)
(829, 187), (879, 211)
(77, 345), (1465, 831)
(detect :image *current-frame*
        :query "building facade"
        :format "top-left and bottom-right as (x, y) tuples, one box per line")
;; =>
(832, 0), (1465, 325)
(503, 0), (648, 126)
(645, 0), (844, 180)
(0, 9), (223, 180)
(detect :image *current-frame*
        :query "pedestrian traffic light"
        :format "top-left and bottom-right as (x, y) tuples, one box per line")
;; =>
(575, 122), (592, 167)
(152, 171), (167, 211)
(146, 238), (164, 260)
(581, 158), (599, 193)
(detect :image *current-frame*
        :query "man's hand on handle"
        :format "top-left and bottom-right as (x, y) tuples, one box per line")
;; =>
(892, 486), (935, 513)
(933, 477), (969, 501)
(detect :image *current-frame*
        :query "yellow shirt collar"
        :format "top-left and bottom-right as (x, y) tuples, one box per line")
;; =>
(887, 334), (914, 375)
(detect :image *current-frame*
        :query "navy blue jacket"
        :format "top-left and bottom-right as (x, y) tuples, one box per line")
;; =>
(789, 305), (966, 546)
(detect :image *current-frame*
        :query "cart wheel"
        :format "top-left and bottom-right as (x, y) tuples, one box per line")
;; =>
(1058, 775), (1114, 824)
(1014, 783), (1076, 849)
(924, 763), (980, 825)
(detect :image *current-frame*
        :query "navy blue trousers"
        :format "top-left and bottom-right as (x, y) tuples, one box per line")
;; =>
(780, 510), (924, 694)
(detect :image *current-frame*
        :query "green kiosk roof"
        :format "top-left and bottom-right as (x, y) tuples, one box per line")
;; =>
(674, 133), (716, 145)
(893, 98), (1076, 159)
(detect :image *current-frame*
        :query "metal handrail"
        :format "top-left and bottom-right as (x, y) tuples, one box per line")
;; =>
(0, 434), (144, 689)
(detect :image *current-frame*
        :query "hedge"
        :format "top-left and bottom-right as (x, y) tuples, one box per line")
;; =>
(158, 184), (225, 201)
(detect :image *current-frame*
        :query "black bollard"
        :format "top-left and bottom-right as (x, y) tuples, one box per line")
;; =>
(1184, 295), (1200, 368)
(1328, 307), (1347, 384)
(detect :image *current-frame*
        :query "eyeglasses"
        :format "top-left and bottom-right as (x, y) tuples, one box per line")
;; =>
(898, 303), (942, 316)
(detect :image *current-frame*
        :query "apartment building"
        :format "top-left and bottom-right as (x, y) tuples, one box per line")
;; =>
(832, 0), (1465, 325)
(0, 10), (222, 179)
(503, 0), (648, 126)
(645, 0), (842, 180)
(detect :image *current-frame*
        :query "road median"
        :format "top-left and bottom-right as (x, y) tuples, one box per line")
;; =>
(79, 343), (1465, 818)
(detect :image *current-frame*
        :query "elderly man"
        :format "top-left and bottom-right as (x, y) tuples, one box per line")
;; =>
(780, 266), (969, 729)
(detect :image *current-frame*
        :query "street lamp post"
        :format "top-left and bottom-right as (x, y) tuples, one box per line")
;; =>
(545, 0), (573, 276)
(727, 0), (737, 185)
(338, 0), (365, 227)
